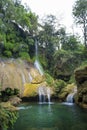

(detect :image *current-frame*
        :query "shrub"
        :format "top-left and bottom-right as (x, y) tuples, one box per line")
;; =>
(0, 104), (18, 130)
(45, 73), (54, 86)
(13, 88), (19, 95)
(19, 52), (30, 60)
(4, 50), (12, 57)
(54, 79), (66, 96)
(1, 88), (20, 102)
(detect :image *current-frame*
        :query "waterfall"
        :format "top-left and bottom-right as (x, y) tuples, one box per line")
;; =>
(47, 88), (51, 103)
(34, 39), (44, 75)
(38, 86), (51, 104)
(28, 72), (33, 83)
(34, 60), (43, 75)
(66, 87), (77, 103)
(35, 38), (38, 59)
(66, 93), (75, 103)
(38, 88), (42, 103)
(21, 72), (26, 84)
(38, 86), (46, 104)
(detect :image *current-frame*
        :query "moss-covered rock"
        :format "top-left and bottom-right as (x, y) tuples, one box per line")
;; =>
(75, 66), (87, 108)
(23, 83), (39, 97)
(58, 83), (76, 101)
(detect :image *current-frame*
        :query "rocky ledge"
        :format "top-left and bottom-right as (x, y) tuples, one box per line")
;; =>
(75, 66), (87, 108)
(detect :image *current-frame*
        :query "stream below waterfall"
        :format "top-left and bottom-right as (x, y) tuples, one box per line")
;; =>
(9, 102), (87, 130)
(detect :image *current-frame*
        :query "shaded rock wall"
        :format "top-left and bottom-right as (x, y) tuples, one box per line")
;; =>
(75, 66), (87, 108)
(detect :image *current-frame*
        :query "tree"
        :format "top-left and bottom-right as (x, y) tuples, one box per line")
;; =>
(62, 35), (79, 51)
(38, 15), (59, 72)
(73, 0), (87, 48)
(0, 0), (38, 59)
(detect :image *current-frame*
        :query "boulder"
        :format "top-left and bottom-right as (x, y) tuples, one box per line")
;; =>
(75, 66), (87, 108)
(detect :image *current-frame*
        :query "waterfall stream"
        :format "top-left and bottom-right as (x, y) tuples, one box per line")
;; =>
(47, 88), (51, 103)
(21, 72), (26, 84)
(28, 72), (33, 83)
(38, 86), (51, 104)
(66, 93), (75, 103)
(34, 38), (44, 75)
(66, 87), (77, 104)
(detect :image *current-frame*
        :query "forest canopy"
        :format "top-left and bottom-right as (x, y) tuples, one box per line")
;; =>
(0, 0), (87, 77)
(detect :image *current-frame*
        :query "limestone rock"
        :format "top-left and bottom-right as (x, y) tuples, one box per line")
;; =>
(75, 66), (87, 107)
(0, 59), (44, 98)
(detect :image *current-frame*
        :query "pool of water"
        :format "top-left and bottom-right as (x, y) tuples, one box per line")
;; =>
(9, 102), (87, 130)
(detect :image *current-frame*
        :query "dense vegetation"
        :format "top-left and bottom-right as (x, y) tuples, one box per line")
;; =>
(0, 0), (87, 77)
(0, 87), (19, 101)
(0, 0), (87, 129)
(0, 103), (18, 130)
(0, 0), (38, 60)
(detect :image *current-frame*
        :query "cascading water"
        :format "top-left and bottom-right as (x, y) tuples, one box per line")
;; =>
(34, 39), (44, 75)
(28, 72), (33, 83)
(38, 86), (46, 104)
(66, 87), (77, 104)
(21, 72), (26, 84)
(38, 86), (51, 104)
(66, 93), (75, 103)
(34, 38), (51, 104)
(47, 88), (51, 103)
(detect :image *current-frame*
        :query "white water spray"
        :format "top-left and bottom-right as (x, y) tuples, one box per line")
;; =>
(21, 72), (26, 84)
(34, 39), (44, 75)
(66, 87), (77, 103)
(47, 88), (51, 103)
(28, 72), (33, 83)
(38, 86), (51, 104)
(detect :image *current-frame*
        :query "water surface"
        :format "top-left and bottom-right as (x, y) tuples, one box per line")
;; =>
(10, 102), (87, 130)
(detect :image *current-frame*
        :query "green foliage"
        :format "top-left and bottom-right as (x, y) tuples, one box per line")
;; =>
(73, 0), (87, 47)
(19, 52), (30, 60)
(5, 88), (14, 96)
(1, 88), (20, 102)
(38, 15), (59, 73)
(39, 54), (48, 69)
(4, 50), (12, 57)
(14, 88), (19, 95)
(62, 35), (80, 51)
(75, 60), (87, 71)
(54, 49), (70, 58)
(45, 73), (54, 86)
(54, 79), (66, 96)
(73, 0), (87, 24)
(0, 105), (18, 130)
(52, 44), (87, 79)
(82, 47), (87, 58)
(4, 42), (14, 50)
(68, 75), (75, 84)
(0, 0), (38, 59)
(53, 49), (73, 77)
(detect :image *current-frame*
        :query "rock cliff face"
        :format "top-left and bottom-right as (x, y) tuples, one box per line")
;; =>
(0, 59), (44, 97)
(75, 66), (87, 108)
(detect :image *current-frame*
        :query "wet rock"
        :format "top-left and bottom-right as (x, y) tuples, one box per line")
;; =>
(58, 83), (76, 101)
